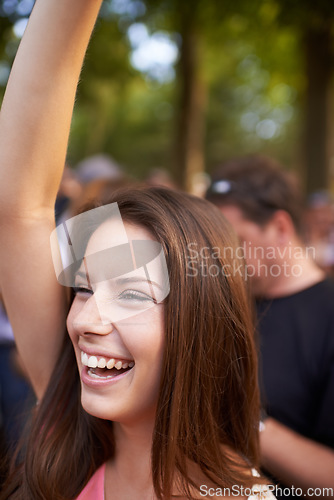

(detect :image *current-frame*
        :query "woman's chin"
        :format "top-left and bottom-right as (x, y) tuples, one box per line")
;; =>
(80, 391), (114, 420)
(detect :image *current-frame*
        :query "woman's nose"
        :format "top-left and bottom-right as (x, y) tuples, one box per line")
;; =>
(71, 295), (114, 336)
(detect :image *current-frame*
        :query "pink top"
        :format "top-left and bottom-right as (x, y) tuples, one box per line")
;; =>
(76, 463), (105, 500)
(76, 463), (276, 499)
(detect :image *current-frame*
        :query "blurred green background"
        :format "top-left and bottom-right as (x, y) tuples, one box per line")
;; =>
(0, 0), (333, 194)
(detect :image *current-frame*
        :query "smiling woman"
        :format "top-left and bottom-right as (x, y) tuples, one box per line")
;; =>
(1, 186), (270, 499)
(0, 0), (270, 499)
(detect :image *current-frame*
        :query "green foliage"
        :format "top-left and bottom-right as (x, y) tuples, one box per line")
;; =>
(202, 3), (304, 172)
(0, 0), (332, 182)
(275, 0), (334, 27)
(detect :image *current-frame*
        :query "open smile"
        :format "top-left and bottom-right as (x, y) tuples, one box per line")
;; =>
(80, 350), (135, 387)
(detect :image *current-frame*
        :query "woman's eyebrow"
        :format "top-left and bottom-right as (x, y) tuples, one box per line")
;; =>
(75, 269), (164, 292)
(115, 276), (163, 290)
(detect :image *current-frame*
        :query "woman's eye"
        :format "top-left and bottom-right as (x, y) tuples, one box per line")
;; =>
(118, 290), (154, 303)
(73, 286), (93, 296)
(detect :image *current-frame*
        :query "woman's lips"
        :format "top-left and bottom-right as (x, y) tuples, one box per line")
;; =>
(81, 364), (134, 388)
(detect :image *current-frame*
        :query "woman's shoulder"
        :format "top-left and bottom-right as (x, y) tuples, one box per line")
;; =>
(76, 463), (106, 500)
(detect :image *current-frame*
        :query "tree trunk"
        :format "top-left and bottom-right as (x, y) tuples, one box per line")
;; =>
(303, 23), (332, 195)
(173, 3), (206, 193)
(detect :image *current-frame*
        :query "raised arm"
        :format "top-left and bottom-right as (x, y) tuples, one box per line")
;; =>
(0, 0), (103, 398)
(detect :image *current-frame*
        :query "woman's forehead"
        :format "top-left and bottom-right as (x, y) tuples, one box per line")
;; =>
(86, 219), (155, 256)
(51, 203), (165, 293)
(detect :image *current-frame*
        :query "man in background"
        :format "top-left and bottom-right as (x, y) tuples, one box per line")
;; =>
(206, 156), (334, 497)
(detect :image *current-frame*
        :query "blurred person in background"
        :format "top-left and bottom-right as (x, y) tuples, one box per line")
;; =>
(304, 191), (334, 279)
(0, 296), (33, 484)
(75, 154), (123, 185)
(55, 165), (83, 223)
(55, 155), (124, 223)
(206, 155), (334, 497)
(56, 156), (131, 222)
(145, 168), (177, 190)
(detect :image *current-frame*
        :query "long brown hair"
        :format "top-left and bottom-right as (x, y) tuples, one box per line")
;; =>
(2, 186), (261, 499)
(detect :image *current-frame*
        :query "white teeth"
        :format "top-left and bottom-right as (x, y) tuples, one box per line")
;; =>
(81, 352), (89, 365)
(80, 351), (134, 370)
(97, 358), (106, 368)
(107, 358), (116, 369)
(87, 356), (98, 368)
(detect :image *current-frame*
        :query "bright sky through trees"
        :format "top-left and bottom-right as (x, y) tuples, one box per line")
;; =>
(127, 23), (178, 82)
(0, 0), (333, 192)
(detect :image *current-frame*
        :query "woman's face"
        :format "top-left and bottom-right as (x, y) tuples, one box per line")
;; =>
(67, 220), (166, 425)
